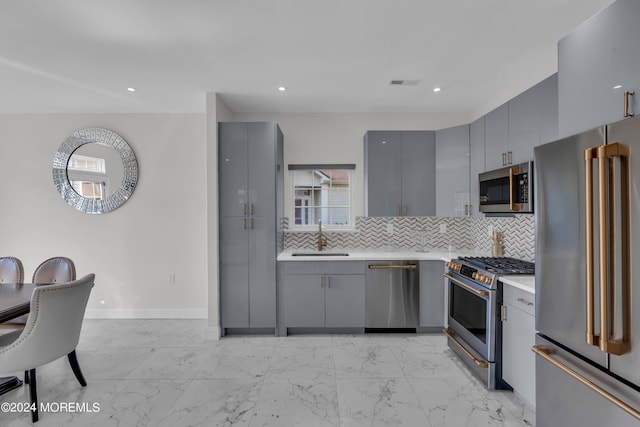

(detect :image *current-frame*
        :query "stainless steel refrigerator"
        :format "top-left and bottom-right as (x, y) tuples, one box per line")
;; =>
(535, 116), (640, 426)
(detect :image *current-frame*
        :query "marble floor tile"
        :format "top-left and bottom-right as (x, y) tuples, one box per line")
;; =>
(336, 378), (430, 427)
(250, 378), (339, 426)
(392, 345), (470, 379)
(126, 347), (213, 380)
(0, 320), (536, 426)
(408, 376), (532, 427)
(198, 346), (274, 380)
(267, 347), (335, 381)
(334, 345), (404, 379)
(158, 379), (262, 427)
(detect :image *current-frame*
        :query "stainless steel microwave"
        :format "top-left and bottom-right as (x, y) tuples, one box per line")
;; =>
(479, 161), (533, 213)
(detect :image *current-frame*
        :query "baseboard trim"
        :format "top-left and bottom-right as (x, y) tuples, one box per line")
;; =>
(204, 326), (221, 341)
(85, 308), (208, 319)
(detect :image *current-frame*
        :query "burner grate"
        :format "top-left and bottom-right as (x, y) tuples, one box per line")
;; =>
(459, 257), (534, 275)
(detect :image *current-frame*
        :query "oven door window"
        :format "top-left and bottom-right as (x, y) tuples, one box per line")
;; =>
(450, 283), (487, 344)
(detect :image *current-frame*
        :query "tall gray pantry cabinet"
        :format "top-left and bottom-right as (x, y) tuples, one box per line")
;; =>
(218, 122), (284, 335)
(364, 131), (436, 217)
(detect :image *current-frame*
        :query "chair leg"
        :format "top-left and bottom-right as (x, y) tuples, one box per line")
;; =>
(28, 368), (38, 423)
(67, 350), (87, 387)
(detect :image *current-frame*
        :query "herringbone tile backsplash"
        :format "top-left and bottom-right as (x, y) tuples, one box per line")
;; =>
(283, 215), (535, 262)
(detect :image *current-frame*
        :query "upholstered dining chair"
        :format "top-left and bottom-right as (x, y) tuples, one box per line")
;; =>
(0, 274), (95, 423)
(32, 256), (76, 284)
(0, 256), (24, 284)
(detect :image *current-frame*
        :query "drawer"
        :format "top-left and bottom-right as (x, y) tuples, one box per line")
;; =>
(503, 284), (535, 316)
(279, 261), (366, 275)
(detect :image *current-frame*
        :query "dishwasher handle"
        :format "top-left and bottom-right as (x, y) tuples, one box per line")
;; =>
(368, 264), (417, 270)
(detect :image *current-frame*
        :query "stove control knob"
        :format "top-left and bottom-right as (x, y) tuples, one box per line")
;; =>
(484, 277), (492, 285)
(472, 272), (478, 280)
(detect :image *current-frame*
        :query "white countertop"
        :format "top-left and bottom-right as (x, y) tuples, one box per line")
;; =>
(500, 275), (535, 294)
(278, 248), (483, 262)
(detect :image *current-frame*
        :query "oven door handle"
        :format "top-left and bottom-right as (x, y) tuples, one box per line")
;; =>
(444, 328), (489, 368)
(443, 273), (490, 297)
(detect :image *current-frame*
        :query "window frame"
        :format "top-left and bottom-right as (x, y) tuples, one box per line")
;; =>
(288, 165), (356, 231)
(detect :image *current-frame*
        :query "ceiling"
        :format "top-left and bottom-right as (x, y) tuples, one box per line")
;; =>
(0, 0), (614, 117)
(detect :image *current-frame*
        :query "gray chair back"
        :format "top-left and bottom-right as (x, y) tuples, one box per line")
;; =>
(0, 274), (94, 373)
(0, 256), (23, 284)
(32, 257), (75, 284)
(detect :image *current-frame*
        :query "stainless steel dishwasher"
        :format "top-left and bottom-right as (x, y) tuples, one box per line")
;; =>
(365, 261), (419, 328)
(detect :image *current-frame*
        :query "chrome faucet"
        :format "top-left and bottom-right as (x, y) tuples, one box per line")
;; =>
(317, 220), (328, 251)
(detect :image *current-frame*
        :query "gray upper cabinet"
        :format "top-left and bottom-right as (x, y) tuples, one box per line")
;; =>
(435, 124), (470, 217)
(508, 74), (558, 163)
(482, 74), (558, 171)
(484, 103), (510, 170)
(469, 117), (485, 217)
(558, 0), (640, 136)
(364, 130), (435, 217)
(218, 122), (283, 333)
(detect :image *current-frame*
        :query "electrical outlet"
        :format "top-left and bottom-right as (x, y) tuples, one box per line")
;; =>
(386, 223), (393, 234)
(439, 223), (447, 234)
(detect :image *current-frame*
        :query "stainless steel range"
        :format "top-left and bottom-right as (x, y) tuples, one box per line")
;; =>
(444, 256), (534, 389)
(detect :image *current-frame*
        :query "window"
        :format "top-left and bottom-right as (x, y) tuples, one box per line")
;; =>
(67, 154), (108, 200)
(289, 165), (355, 229)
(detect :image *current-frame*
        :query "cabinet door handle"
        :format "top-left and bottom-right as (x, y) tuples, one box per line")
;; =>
(507, 151), (512, 165)
(250, 218), (254, 229)
(404, 205), (408, 216)
(243, 204), (247, 215)
(502, 153), (507, 166)
(250, 204), (254, 215)
(501, 305), (507, 321)
(327, 276), (331, 288)
(624, 91), (635, 117)
(320, 276), (324, 288)
(517, 297), (534, 306)
(243, 218), (247, 229)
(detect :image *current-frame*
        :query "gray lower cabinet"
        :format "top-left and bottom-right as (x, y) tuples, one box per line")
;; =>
(279, 261), (365, 334)
(558, 0), (640, 136)
(364, 130), (435, 217)
(501, 285), (536, 408)
(418, 261), (445, 330)
(218, 122), (284, 333)
(435, 124), (470, 217)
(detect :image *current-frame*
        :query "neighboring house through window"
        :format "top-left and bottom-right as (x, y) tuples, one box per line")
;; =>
(289, 164), (355, 229)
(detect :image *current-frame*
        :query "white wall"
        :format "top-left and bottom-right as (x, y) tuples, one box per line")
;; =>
(233, 112), (470, 218)
(0, 113), (208, 318)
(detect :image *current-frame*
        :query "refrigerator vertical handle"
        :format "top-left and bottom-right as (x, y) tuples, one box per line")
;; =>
(595, 143), (631, 355)
(584, 147), (599, 347)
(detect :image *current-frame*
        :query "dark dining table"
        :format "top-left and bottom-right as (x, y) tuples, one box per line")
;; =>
(0, 283), (36, 394)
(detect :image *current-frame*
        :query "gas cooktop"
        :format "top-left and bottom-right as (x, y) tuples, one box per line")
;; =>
(458, 256), (535, 275)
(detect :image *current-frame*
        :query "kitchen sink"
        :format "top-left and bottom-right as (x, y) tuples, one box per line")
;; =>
(291, 252), (349, 257)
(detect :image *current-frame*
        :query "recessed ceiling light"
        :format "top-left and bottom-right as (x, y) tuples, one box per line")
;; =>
(433, 87), (441, 93)
(278, 86), (287, 92)
(613, 84), (623, 89)
(127, 87), (136, 92)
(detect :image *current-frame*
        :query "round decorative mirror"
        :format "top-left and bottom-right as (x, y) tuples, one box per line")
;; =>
(53, 128), (138, 214)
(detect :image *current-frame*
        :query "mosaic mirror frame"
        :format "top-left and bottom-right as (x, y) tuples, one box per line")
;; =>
(53, 128), (138, 214)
